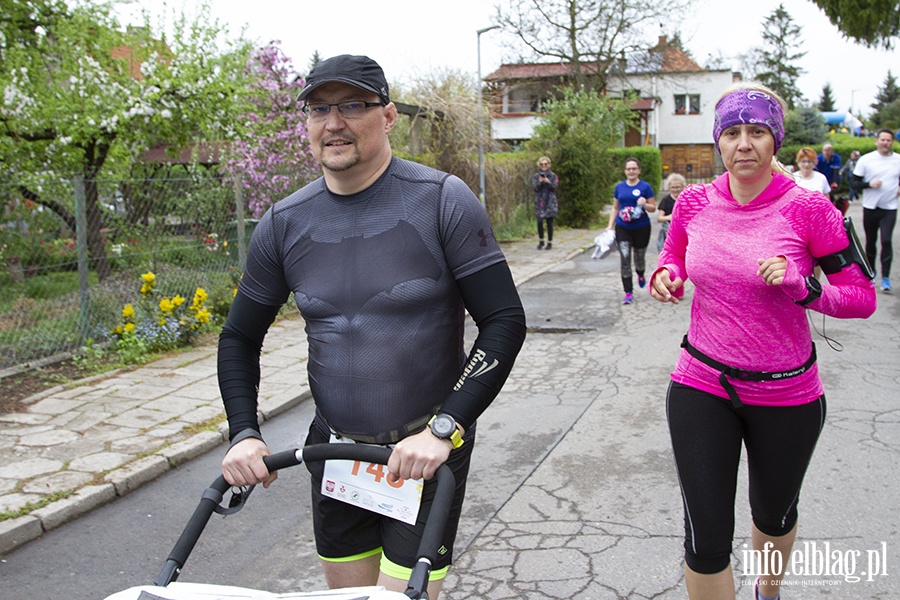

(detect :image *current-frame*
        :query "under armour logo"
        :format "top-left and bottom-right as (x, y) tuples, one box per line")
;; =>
(477, 227), (495, 247)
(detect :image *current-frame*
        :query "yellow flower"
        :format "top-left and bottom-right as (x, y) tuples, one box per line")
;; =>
(140, 283), (153, 296)
(124, 322), (135, 333)
(159, 297), (174, 313)
(122, 304), (135, 319)
(197, 309), (211, 324)
(115, 325), (124, 335)
(172, 294), (186, 307)
(193, 287), (208, 304)
(159, 318), (167, 326)
(141, 272), (156, 284)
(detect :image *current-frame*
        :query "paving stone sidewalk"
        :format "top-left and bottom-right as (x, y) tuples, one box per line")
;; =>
(0, 226), (601, 555)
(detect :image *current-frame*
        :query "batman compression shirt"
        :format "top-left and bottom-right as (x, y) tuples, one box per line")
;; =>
(219, 157), (524, 440)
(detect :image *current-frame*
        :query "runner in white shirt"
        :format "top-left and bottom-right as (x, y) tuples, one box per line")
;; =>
(851, 128), (900, 292)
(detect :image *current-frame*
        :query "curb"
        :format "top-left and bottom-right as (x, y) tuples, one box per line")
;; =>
(0, 390), (313, 556)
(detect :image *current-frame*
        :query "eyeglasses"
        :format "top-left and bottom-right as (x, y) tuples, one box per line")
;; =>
(301, 101), (385, 120)
(798, 160), (815, 164)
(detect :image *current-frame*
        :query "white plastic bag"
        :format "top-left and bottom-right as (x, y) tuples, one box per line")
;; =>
(591, 229), (617, 259)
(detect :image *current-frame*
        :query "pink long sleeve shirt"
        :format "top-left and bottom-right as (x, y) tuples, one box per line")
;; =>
(655, 172), (876, 406)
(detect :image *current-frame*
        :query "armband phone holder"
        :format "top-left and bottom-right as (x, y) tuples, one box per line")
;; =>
(816, 216), (875, 280)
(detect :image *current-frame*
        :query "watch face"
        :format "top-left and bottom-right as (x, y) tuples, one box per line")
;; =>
(431, 415), (455, 438)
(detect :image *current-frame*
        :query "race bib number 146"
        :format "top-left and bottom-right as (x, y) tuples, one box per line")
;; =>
(322, 442), (424, 525)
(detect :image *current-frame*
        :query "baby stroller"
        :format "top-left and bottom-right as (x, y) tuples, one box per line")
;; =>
(105, 443), (455, 600)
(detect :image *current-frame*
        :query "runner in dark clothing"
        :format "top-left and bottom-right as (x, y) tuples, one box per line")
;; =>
(218, 55), (526, 599)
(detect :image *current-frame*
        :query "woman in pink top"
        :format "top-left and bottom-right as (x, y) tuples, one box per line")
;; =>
(650, 83), (876, 600)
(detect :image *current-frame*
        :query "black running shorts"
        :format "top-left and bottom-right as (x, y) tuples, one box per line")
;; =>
(304, 418), (474, 571)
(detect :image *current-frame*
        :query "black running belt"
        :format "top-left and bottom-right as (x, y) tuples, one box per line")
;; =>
(680, 335), (817, 408)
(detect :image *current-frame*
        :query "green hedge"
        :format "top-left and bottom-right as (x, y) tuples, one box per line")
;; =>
(399, 146), (663, 230)
(777, 134), (900, 192)
(607, 147), (663, 196)
(482, 147), (662, 229)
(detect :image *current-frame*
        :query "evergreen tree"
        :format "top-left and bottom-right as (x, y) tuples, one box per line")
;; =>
(783, 106), (828, 146)
(873, 99), (900, 130)
(307, 50), (324, 75)
(810, 0), (900, 49)
(818, 83), (837, 112)
(755, 4), (806, 110)
(871, 71), (900, 110)
(667, 32), (695, 60)
(870, 71), (900, 128)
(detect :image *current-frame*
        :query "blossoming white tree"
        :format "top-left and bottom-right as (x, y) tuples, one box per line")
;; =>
(1, 0), (255, 280)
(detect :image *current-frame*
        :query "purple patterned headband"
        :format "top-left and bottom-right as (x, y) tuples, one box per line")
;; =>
(712, 89), (785, 153)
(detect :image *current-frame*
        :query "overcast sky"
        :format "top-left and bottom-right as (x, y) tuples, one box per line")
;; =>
(124, 0), (896, 118)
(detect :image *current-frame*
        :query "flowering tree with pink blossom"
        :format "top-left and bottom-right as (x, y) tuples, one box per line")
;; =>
(221, 42), (320, 217)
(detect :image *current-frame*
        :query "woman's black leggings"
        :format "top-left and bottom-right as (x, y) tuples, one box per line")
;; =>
(537, 217), (554, 241)
(666, 382), (826, 574)
(615, 224), (651, 292)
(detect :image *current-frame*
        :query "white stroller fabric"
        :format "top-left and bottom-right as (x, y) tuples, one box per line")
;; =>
(105, 582), (409, 599)
(591, 230), (617, 259)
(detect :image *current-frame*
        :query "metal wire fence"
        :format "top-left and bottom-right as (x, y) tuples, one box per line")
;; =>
(0, 174), (259, 372)
(0, 156), (616, 374)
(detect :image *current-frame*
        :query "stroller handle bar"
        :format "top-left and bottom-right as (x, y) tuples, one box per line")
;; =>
(153, 443), (455, 600)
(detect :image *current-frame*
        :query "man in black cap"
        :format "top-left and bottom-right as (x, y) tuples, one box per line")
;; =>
(217, 54), (526, 597)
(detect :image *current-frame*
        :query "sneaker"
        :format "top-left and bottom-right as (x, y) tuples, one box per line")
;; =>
(882, 277), (892, 293)
(545, 242), (552, 250)
(622, 292), (634, 305)
(638, 275), (646, 288)
(537, 240), (544, 249)
(754, 577), (780, 600)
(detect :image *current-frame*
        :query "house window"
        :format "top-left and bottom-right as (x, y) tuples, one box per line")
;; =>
(674, 94), (701, 115)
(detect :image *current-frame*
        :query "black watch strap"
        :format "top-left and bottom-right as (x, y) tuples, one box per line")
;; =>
(795, 275), (823, 306)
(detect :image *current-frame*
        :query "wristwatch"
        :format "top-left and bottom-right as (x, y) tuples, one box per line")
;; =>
(795, 275), (823, 306)
(428, 414), (464, 449)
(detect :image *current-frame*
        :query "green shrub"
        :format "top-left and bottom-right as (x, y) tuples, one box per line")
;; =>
(606, 147), (664, 205)
(526, 87), (640, 228)
(492, 202), (534, 242)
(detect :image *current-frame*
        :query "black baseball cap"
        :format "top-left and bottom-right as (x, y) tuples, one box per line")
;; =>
(297, 54), (390, 105)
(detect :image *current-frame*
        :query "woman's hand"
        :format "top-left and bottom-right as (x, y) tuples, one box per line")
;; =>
(757, 256), (787, 286)
(650, 268), (684, 304)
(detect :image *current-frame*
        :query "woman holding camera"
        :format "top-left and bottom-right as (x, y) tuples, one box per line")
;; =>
(533, 156), (559, 249)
